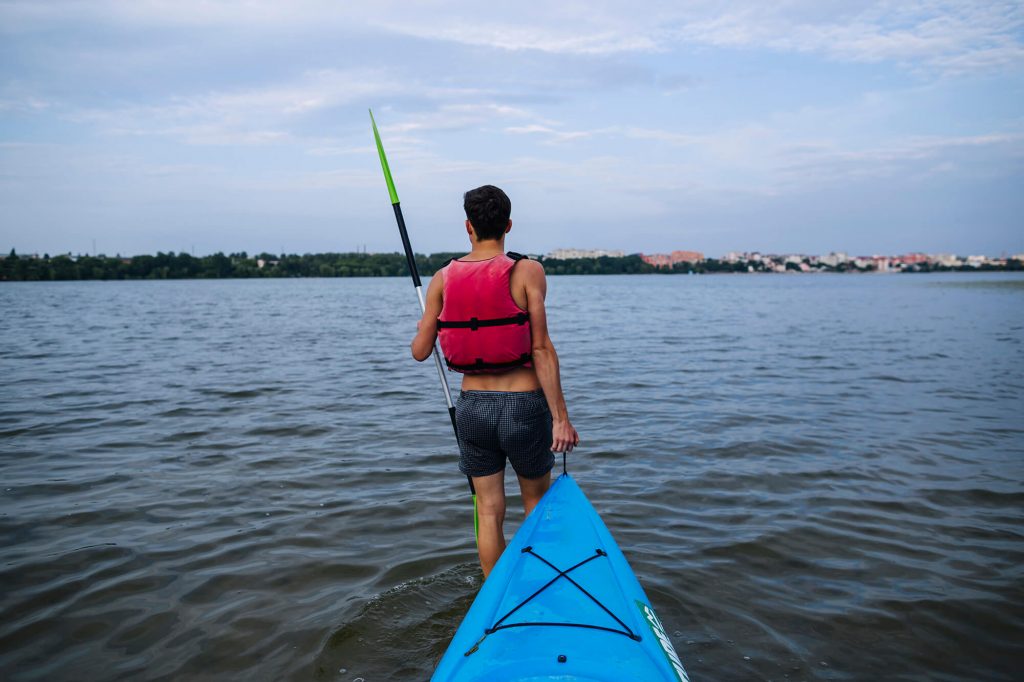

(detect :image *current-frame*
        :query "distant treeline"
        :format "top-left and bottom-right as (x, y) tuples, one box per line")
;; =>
(1, 249), (1020, 281)
(0, 250), (664, 281)
(1, 250), (462, 281)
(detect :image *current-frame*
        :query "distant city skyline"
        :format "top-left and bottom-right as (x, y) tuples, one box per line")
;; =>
(2, 2), (1022, 257)
(10, 245), (1023, 258)
(8, 245), (1021, 263)
(3, 247), (1018, 283)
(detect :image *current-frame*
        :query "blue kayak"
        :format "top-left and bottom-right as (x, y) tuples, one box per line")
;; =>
(432, 473), (689, 681)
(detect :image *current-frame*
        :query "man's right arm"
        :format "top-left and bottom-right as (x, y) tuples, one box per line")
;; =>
(523, 260), (579, 453)
(411, 272), (444, 361)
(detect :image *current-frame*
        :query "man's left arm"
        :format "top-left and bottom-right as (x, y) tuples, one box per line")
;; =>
(522, 260), (579, 453)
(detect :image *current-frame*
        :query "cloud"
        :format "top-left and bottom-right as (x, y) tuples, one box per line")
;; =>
(385, 103), (533, 134)
(504, 124), (597, 143)
(0, 96), (50, 113)
(6, 1), (1020, 75)
(0, 80), (54, 112)
(773, 131), (1024, 186)
(369, 1), (1024, 75)
(498, 122), (1024, 200)
(62, 68), (489, 145)
(674, 1), (1024, 75)
(373, 21), (659, 55)
(0, 0), (350, 31)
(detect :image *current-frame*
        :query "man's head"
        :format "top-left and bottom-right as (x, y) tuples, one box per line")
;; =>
(463, 185), (511, 241)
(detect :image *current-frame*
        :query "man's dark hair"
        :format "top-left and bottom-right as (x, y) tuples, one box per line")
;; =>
(463, 185), (511, 241)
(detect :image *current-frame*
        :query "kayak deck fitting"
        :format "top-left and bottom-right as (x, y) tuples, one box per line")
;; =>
(432, 473), (689, 681)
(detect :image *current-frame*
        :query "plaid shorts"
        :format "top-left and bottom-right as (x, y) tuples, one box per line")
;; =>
(455, 389), (554, 479)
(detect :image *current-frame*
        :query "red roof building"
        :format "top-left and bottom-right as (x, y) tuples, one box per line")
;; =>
(640, 250), (705, 268)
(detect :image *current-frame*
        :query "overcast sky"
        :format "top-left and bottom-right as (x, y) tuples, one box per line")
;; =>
(2, 1), (1022, 258)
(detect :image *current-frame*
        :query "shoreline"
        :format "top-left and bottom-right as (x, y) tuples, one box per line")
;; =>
(3, 268), (1023, 283)
(2, 252), (1021, 282)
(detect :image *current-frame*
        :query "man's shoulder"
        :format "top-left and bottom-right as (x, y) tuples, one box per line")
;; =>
(512, 256), (544, 274)
(514, 258), (545, 285)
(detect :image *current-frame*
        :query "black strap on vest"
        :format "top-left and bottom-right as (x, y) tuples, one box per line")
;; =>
(444, 353), (532, 372)
(437, 312), (528, 331)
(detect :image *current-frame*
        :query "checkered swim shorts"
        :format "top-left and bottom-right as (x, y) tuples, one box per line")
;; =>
(455, 389), (554, 479)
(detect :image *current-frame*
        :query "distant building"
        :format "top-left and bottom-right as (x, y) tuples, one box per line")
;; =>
(723, 251), (771, 264)
(640, 250), (705, 268)
(932, 253), (963, 267)
(545, 248), (626, 260)
(893, 253), (928, 265)
(817, 252), (849, 267)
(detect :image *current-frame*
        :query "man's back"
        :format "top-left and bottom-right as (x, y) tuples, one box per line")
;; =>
(454, 255), (544, 393)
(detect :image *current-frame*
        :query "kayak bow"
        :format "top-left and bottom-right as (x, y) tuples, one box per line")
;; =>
(433, 474), (689, 681)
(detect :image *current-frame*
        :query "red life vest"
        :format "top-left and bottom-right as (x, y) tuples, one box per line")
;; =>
(437, 252), (533, 374)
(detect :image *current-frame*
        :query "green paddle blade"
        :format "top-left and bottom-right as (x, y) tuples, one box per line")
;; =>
(369, 109), (400, 205)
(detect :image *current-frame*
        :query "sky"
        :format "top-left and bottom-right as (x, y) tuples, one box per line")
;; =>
(1, 0), (1022, 258)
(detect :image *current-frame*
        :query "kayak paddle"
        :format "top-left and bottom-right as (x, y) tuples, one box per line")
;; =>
(369, 109), (479, 540)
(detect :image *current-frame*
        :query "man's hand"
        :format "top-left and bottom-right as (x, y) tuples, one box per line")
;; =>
(551, 418), (580, 454)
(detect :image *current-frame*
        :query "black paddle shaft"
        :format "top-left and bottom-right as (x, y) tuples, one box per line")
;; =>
(393, 202), (472, 494)
(393, 203), (421, 289)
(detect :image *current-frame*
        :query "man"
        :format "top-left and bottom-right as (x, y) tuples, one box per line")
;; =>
(411, 184), (579, 578)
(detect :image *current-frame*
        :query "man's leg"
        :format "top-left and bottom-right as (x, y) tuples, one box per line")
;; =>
(517, 472), (551, 517)
(472, 470), (506, 578)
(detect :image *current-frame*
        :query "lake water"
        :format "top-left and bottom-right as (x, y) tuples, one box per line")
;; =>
(1, 273), (1022, 681)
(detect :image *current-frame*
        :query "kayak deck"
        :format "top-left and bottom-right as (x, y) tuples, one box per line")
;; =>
(432, 474), (689, 681)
